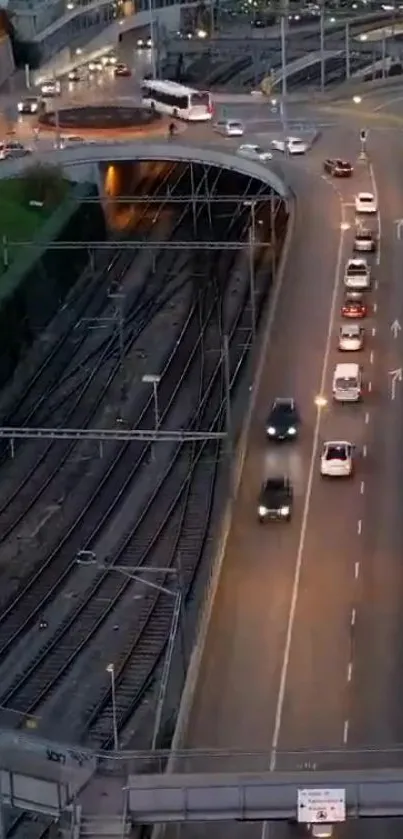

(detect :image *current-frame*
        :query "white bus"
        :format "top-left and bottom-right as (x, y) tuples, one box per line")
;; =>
(141, 79), (213, 121)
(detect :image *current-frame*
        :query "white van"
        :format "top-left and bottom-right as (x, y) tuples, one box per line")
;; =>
(332, 363), (362, 402)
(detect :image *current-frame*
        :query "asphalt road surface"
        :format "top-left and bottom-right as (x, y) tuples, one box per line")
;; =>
(165, 118), (403, 839)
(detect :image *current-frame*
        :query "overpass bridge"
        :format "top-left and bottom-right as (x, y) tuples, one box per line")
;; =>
(3, 731), (403, 825)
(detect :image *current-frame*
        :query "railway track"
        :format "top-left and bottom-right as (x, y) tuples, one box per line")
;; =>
(0, 181), (279, 759)
(0, 182), (209, 549)
(83, 220), (272, 749)
(0, 187), (274, 741)
(0, 179), (245, 655)
(0, 164), (178, 433)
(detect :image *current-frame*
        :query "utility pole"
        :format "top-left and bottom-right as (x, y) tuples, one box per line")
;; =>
(249, 204), (257, 342)
(108, 292), (125, 379)
(223, 334), (233, 496)
(382, 29), (387, 79)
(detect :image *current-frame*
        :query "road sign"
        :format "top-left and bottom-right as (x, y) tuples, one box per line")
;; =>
(297, 789), (346, 824)
(360, 128), (367, 142)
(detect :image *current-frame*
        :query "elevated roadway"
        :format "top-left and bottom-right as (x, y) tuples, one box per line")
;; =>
(145, 100), (403, 839)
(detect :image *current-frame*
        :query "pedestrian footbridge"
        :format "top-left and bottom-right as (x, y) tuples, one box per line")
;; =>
(126, 768), (403, 822)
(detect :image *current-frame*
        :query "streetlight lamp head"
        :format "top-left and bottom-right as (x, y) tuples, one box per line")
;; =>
(353, 95), (362, 104)
(340, 221), (350, 231)
(315, 395), (328, 408)
(359, 33), (368, 41)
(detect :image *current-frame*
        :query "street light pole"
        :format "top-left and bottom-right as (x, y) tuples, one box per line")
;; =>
(106, 663), (119, 751)
(142, 373), (160, 432)
(149, 0), (157, 78)
(280, 12), (287, 101)
(320, 0), (325, 94)
(345, 21), (351, 80)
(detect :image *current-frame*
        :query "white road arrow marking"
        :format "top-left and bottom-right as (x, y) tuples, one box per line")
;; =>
(389, 368), (402, 400)
(391, 319), (401, 339)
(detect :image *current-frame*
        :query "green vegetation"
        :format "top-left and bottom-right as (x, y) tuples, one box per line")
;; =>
(0, 164), (71, 275)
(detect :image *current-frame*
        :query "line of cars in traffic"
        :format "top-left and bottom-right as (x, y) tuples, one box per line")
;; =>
(212, 121), (312, 157)
(15, 50), (132, 120)
(257, 175), (379, 523)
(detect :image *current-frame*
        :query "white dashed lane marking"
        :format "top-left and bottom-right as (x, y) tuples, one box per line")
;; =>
(360, 480), (365, 494)
(355, 561), (360, 579)
(357, 519), (362, 536)
(343, 720), (349, 743)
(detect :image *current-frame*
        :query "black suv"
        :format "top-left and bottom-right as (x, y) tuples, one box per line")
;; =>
(257, 477), (293, 522)
(323, 159), (353, 177)
(266, 397), (300, 440)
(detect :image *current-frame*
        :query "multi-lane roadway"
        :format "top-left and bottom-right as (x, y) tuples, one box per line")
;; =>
(163, 104), (403, 838)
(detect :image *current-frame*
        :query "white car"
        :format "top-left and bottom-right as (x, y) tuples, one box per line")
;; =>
(0, 141), (28, 160)
(88, 60), (103, 72)
(271, 136), (308, 154)
(214, 119), (244, 137)
(68, 68), (82, 81)
(41, 80), (60, 96)
(344, 258), (370, 290)
(102, 53), (117, 65)
(338, 324), (364, 351)
(320, 441), (354, 477)
(355, 191), (377, 213)
(17, 97), (41, 114)
(237, 143), (272, 162)
(56, 135), (95, 149)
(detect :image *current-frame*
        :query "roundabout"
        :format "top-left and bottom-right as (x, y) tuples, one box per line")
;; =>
(38, 104), (166, 138)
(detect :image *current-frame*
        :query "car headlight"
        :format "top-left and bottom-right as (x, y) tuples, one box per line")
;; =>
(288, 427), (296, 435)
(267, 426), (276, 435)
(280, 506), (290, 516)
(258, 505), (268, 516)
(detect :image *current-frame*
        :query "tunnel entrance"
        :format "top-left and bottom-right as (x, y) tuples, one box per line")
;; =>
(99, 158), (287, 258)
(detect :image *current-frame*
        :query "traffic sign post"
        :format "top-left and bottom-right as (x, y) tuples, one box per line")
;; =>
(297, 789), (346, 824)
